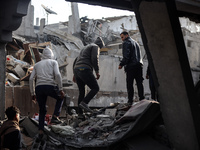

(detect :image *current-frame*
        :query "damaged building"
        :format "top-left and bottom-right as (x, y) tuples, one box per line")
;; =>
(1, 0), (200, 150)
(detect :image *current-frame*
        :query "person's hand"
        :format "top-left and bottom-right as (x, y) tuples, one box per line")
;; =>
(118, 65), (122, 69)
(73, 75), (76, 83)
(96, 72), (100, 80)
(32, 95), (37, 104)
(59, 90), (65, 99)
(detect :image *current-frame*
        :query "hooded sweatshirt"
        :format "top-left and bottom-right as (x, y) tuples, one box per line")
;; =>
(29, 47), (63, 95)
(74, 37), (105, 73)
(0, 120), (21, 150)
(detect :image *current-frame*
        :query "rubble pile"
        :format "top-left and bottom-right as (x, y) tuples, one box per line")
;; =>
(18, 100), (171, 150)
(5, 36), (73, 87)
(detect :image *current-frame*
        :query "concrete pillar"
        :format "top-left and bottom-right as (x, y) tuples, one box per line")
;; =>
(133, 0), (200, 149)
(13, 3), (36, 38)
(68, 2), (81, 35)
(39, 18), (46, 35)
(0, 43), (6, 120)
(36, 18), (39, 26)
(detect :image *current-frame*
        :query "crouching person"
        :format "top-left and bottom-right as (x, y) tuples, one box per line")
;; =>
(0, 106), (22, 150)
(29, 47), (65, 139)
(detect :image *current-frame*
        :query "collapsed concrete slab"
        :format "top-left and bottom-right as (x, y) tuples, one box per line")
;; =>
(20, 100), (167, 149)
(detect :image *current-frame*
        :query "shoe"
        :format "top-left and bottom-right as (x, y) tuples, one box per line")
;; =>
(50, 116), (62, 124)
(79, 102), (93, 113)
(35, 134), (44, 143)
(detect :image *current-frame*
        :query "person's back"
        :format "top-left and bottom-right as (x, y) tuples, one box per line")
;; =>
(73, 37), (104, 113)
(121, 36), (143, 71)
(74, 42), (101, 73)
(0, 106), (21, 150)
(30, 47), (62, 89)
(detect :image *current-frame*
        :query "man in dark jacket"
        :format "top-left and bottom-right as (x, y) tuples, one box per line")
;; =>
(73, 37), (104, 113)
(119, 31), (144, 105)
(0, 106), (22, 150)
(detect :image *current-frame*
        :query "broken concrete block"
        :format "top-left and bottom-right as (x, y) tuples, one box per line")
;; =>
(20, 117), (38, 138)
(50, 125), (75, 136)
(6, 73), (20, 84)
(116, 100), (159, 124)
(105, 109), (117, 118)
(14, 64), (26, 78)
(6, 55), (15, 66)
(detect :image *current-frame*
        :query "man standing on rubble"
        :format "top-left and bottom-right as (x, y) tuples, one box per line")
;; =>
(119, 31), (144, 105)
(0, 106), (22, 150)
(29, 47), (65, 138)
(73, 37), (104, 113)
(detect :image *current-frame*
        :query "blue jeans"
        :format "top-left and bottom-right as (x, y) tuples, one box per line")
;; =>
(35, 85), (63, 131)
(74, 68), (99, 113)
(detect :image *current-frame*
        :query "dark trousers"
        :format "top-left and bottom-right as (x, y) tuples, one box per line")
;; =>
(126, 65), (144, 103)
(74, 69), (99, 114)
(149, 74), (156, 100)
(35, 85), (63, 131)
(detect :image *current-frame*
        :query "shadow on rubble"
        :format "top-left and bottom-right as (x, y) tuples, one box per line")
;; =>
(19, 100), (172, 150)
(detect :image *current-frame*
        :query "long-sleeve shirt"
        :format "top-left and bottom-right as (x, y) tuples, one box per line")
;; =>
(74, 43), (100, 73)
(0, 120), (22, 150)
(29, 47), (63, 96)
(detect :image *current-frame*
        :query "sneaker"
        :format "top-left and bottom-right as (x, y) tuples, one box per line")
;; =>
(79, 102), (93, 113)
(50, 116), (62, 124)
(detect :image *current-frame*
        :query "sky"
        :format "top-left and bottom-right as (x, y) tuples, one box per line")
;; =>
(31, 0), (134, 25)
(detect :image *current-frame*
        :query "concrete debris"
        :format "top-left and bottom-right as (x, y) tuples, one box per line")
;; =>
(6, 73), (20, 85)
(6, 55), (30, 68)
(20, 117), (39, 138)
(10, 100), (171, 149)
(50, 125), (75, 136)
(43, 26), (84, 50)
(13, 64), (26, 78)
(5, 37), (73, 87)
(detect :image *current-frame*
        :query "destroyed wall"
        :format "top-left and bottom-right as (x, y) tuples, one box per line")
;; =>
(180, 17), (200, 33)
(179, 17), (200, 85)
(182, 28), (200, 85)
(101, 15), (138, 34)
(66, 55), (150, 107)
(13, 3), (36, 39)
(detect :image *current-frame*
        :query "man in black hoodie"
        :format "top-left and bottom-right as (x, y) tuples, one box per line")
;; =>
(0, 106), (22, 150)
(73, 37), (104, 113)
